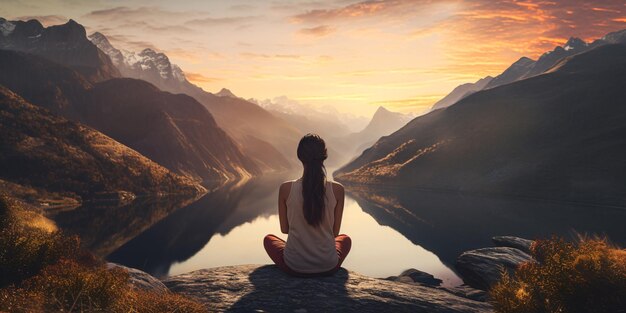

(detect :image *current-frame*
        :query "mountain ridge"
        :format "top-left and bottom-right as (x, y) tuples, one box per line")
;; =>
(0, 84), (204, 198)
(89, 31), (303, 172)
(336, 43), (626, 206)
(0, 17), (119, 82)
(0, 49), (260, 184)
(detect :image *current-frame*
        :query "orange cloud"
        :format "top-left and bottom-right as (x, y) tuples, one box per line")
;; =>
(185, 72), (221, 84)
(291, 0), (432, 23)
(298, 25), (336, 37)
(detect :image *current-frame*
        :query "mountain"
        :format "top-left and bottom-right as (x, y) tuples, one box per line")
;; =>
(89, 32), (302, 172)
(193, 91), (302, 170)
(215, 88), (238, 98)
(88, 32), (188, 92)
(435, 30), (626, 113)
(0, 85), (203, 198)
(484, 57), (535, 89)
(343, 106), (414, 156)
(431, 76), (493, 110)
(335, 44), (626, 206)
(0, 49), (260, 184)
(254, 96), (359, 135)
(486, 37), (591, 89)
(253, 96), (359, 166)
(0, 18), (119, 82)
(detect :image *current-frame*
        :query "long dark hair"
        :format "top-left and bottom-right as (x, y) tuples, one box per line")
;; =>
(297, 133), (328, 227)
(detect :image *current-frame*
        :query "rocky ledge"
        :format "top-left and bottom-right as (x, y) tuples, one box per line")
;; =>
(163, 264), (493, 313)
(455, 236), (535, 290)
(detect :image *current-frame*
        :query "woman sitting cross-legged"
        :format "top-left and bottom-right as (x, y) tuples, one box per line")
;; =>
(264, 133), (351, 277)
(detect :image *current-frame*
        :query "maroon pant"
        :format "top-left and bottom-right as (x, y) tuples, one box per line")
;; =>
(263, 234), (351, 277)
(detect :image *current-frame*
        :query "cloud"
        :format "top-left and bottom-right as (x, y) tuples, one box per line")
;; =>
(240, 52), (302, 60)
(298, 25), (336, 36)
(291, 0), (431, 23)
(185, 16), (258, 27)
(185, 72), (221, 84)
(14, 15), (68, 26)
(291, 0), (626, 59)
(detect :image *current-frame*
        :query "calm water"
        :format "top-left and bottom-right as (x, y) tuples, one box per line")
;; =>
(52, 172), (626, 288)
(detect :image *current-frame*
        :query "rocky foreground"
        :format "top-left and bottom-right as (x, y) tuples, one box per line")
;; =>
(112, 236), (534, 312)
(163, 265), (492, 313)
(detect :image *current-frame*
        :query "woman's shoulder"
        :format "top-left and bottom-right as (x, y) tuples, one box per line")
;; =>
(280, 180), (294, 188)
(328, 180), (344, 194)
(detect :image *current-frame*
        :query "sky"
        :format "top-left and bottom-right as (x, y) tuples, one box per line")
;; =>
(2, 0), (626, 117)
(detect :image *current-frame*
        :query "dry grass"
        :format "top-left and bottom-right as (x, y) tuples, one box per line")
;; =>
(490, 236), (626, 313)
(0, 196), (207, 312)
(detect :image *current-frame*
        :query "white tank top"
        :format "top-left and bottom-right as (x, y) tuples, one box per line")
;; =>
(284, 178), (338, 273)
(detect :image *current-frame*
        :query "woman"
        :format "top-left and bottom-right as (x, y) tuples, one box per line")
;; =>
(264, 134), (351, 277)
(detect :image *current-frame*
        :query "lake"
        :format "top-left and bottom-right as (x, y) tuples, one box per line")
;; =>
(52, 172), (626, 288)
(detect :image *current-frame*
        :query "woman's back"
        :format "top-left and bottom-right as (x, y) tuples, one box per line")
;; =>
(284, 178), (338, 273)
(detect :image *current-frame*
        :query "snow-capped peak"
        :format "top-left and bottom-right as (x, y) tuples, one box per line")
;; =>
(88, 30), (195, 88)
(171, 64), (186, 82)
(137, 48), (172, 79)
(88, 32), (124, 65)
(0, 18), (16, 36)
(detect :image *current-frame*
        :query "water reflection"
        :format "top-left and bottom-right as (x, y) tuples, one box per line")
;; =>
(107, 174), (287, 277)
(52, 195), (198, 256)
(106, 173), (462, 286)
(100, 175), (626, 287)
(348, 186), (626, 268)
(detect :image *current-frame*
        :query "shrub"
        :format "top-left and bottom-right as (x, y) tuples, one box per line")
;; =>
(125, 290), (208, 313)
(0, 196), (81, 287)
(0, 258), (207, 312)
(490, 236), (626, 313)
(0, 196), (208, 312)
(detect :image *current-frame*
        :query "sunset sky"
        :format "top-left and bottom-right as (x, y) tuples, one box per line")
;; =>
(2, 0), (626, 116)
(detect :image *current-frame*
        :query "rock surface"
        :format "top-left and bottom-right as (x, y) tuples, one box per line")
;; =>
(385, 268), (443, 286)
(107, 263), (169, 293)
(456, 247), (533, 290)
(492, 236), (534, 254)
(164, 264), (493, 312)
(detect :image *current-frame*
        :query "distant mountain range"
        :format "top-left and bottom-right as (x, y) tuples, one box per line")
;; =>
(0, 16), (400, 197)
(0, 18), (261, 193)
(432, 29), (626, 110)
(88, 30), (402, 171)
(336, 41), (626, 206)
(0, 85), (203, 198)
(88, 32), (188, 93)
(89, 31), (303, 172)
(344, 106), (415, 156)
(253, 96), (369, 166)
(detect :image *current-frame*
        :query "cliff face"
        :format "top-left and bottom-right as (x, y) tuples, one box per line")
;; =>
(163, 265), (492, 313)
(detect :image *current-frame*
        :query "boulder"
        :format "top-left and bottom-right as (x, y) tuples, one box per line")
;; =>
(456, 247), (532, 290)
(385, 268), (443, 286)
(107, 263), (169, 293)
(492, 236), (534, 254)
(163, 264), (493, 312)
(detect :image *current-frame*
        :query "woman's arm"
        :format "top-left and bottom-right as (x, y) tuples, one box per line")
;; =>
(278, 182), (291, 234)
(332, 182), (345, 237)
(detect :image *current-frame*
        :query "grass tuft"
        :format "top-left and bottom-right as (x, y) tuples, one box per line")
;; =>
(490, 236), (626, 313)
